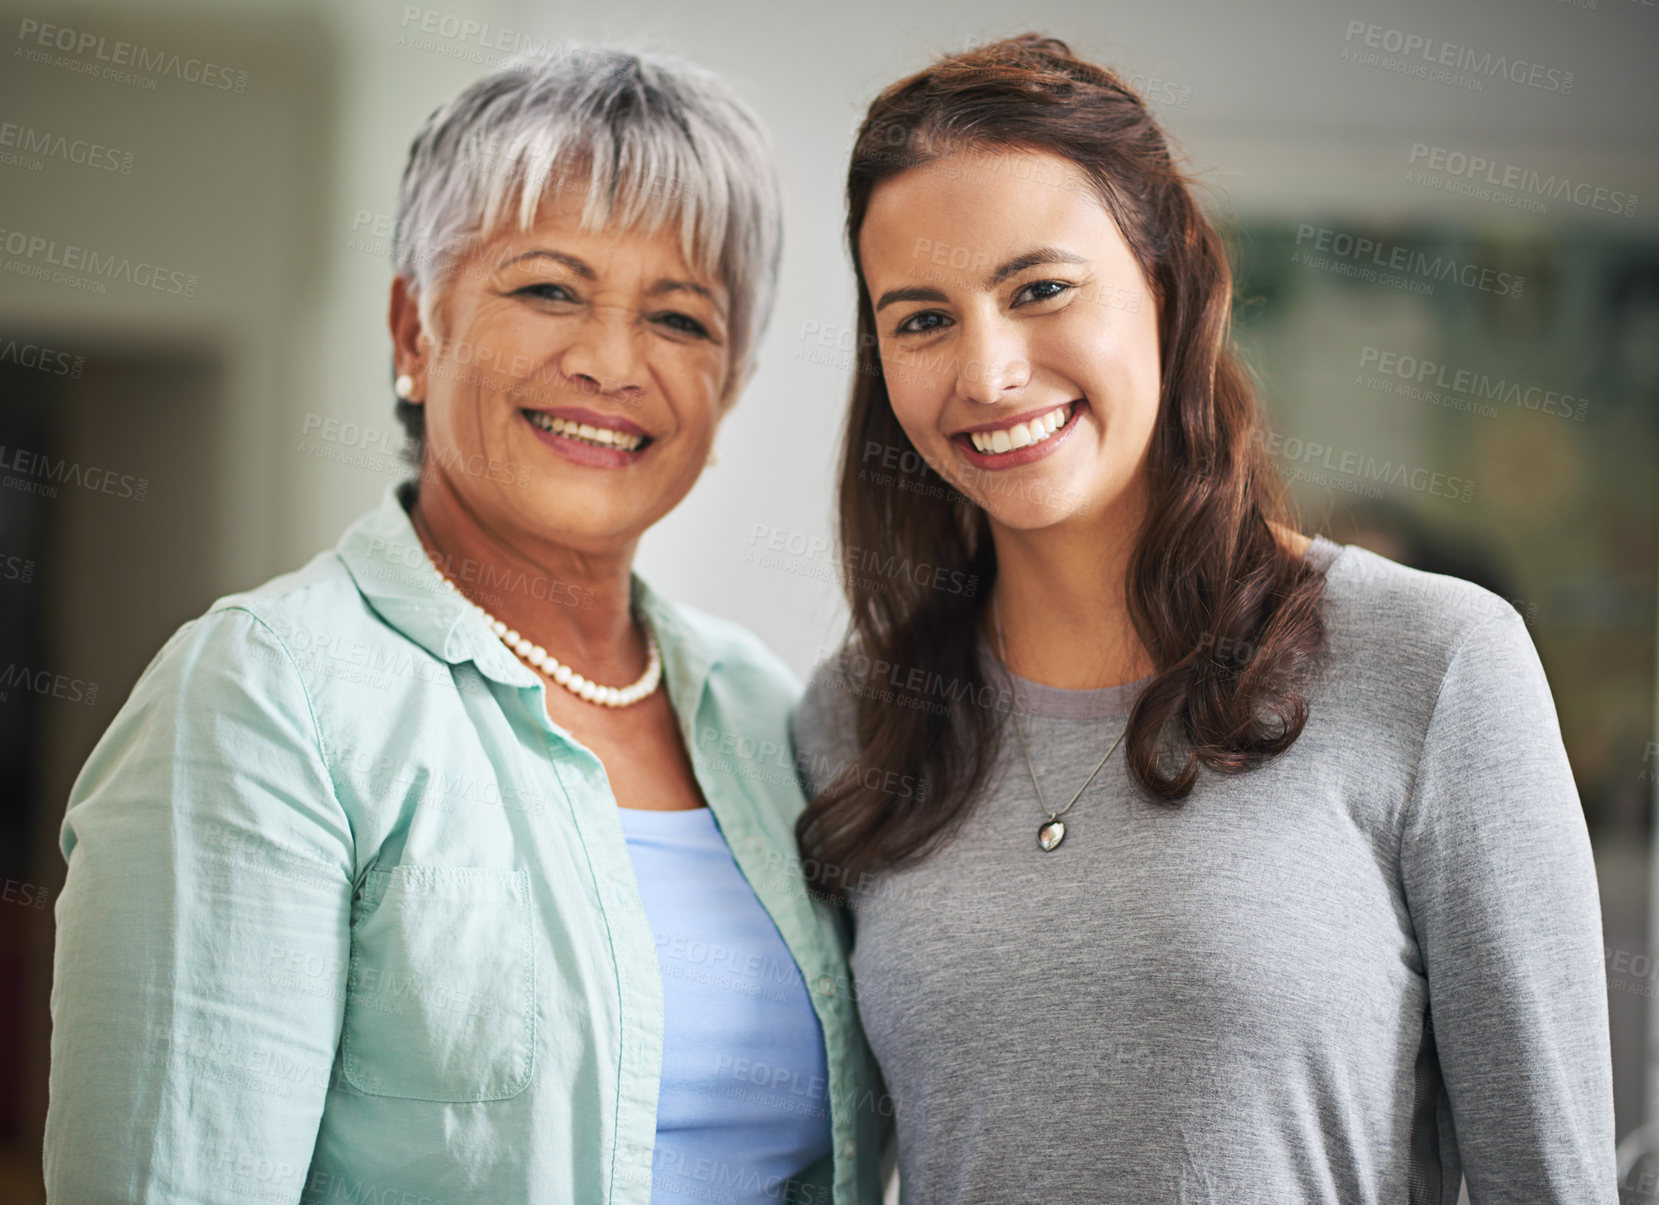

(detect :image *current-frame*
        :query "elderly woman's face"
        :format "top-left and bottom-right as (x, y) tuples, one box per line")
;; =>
(413, 191), (734, 553)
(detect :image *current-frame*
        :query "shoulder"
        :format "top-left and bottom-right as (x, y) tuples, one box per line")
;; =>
(790, 648), (864, 800)
(1311, 540), (1536, 720)
(212, 546), (396, 653)
(1319, 539), (1520, 662)
(144, 549), (344, 669)
(657, 595), (802, 707)
(794, 651), (856, 740)
(69, 551), (366, 828)
(122, 546), (401, 722)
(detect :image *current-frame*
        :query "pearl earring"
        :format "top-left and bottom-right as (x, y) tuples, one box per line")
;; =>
(394, 374), (415, 400)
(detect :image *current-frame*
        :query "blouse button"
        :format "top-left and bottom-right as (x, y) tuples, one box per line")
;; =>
(816, 974), (837, 997)
(840, 1140), (857, 1159)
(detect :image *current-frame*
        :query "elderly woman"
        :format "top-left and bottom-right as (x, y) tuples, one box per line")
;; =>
(45, 46), (884, 1204)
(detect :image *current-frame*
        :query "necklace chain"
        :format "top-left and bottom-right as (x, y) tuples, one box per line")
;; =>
(992, 593), (1127, 848)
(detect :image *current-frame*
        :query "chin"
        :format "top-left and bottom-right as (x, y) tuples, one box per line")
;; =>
(979, 495), (1090, 533)
(938, 458), (1082, 529)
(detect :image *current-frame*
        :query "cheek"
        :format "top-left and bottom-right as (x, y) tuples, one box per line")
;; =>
(885, 387), (939, 451)
(433, 312), (537, 407)
(490, 313), (571, 390)
(1055, 312), (1160, 409)
(1129, 306), (1163, 385)
(879, 349), (949, 441)
(659, 348), (727, 438)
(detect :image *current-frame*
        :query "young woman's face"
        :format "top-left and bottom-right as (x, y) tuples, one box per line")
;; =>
(406, 190), (736, 555)
(858, 147), (1163, 534)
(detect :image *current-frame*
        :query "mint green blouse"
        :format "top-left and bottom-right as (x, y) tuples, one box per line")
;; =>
(45, 481), (887, 1205)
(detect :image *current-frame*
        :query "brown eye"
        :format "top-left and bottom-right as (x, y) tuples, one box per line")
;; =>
(896, 310), (950, 335)
(656, 312), (711, 338)
(513, 283), (576, 302)
(1013, 280), (1072, 306)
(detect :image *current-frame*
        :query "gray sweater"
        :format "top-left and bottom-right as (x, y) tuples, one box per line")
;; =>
(789, 535), (1616, 1204)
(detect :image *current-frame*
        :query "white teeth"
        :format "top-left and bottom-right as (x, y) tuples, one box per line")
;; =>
(527, 411), (643, 452)
(968, 403), (1073, 455)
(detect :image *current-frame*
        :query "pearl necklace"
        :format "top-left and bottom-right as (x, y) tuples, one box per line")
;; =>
(430, 561), (662, 708)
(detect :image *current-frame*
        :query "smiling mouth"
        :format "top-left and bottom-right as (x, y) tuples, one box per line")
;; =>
(523, 409), (650, 452)
(962, 402), (1076, 456)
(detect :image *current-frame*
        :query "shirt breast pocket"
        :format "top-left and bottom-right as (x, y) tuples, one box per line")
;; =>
(341, 864), (535, 1102)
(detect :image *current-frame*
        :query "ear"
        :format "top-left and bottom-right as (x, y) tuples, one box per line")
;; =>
(388, 274), (429, 401)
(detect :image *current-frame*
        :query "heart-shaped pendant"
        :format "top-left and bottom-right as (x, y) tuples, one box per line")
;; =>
(1038, 819), (1066, 851)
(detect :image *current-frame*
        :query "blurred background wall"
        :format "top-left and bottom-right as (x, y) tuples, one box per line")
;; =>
(0, 0), (1654, 1198)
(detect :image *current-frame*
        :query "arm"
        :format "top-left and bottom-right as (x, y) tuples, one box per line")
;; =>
(45, 607), (355, 1204)
(788, 668), (901, 1204)
(1399, 605), (1617, 1203)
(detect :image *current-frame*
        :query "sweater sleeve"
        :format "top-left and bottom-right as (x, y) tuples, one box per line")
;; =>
(1398, 604), (1616, 1203)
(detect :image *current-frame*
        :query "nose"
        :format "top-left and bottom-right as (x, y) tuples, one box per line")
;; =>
(952, 317), (1030, 406)
(560, 308), (647, 402)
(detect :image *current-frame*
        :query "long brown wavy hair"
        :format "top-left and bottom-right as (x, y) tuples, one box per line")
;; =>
(795, 34), (1330, 899)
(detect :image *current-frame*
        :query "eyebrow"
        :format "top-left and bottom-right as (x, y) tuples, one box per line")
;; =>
(499, 250), (726, 316)
(500, 249), (594, 278)
(648, 278), (725, 316)
(873, 284), (948, 312)
(873, 246), (1090, 311)
(988, 247), (1088, 286)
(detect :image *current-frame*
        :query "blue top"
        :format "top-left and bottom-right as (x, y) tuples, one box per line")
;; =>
(618, 804), (833, 1204)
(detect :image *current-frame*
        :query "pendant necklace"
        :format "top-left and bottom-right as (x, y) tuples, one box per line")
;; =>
(992, 594), (1127, 852)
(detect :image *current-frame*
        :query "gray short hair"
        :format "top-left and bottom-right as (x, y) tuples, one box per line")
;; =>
(391, 44), (783, 448)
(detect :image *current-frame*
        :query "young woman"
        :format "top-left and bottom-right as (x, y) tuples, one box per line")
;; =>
(791, 34), (1616, 1205)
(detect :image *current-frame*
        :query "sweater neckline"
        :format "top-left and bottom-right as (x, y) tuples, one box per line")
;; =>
(975, 534), (1344, 720)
